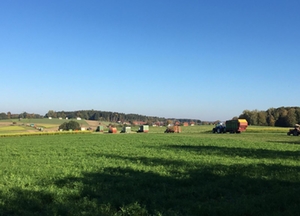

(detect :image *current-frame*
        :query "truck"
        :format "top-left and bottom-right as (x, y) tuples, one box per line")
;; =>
(212, 119), (248, 133)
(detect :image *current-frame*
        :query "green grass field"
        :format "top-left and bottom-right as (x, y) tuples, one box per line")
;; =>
(0, 126), (299, 215)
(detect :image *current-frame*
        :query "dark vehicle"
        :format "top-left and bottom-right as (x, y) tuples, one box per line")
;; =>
(212, 119), (248, 134)
(287, 124), (300, 136)
(212, 122), (226, 133)
(137, 125), (149, 133)
(120, 126), (131, 133)
(164, 125), (181, 133)
(95, 125), (104, 132)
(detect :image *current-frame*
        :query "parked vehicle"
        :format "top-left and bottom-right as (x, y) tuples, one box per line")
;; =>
(95, 125), (104, 132)
(137, 125), (149, 133)
(108, 126), (117, 133)
(164, 125), (181, 133)
(212, 119), (248, 133)
(212, 122), (226, 133)
(120, 126), (131, 133)
(287, 124), (300, 136)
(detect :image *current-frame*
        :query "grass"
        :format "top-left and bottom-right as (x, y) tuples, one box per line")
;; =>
(0, 130), (300, 215)
(0, 126), (26, 131)
(0, 118), (89, 126)
(0, 118), (92, 136)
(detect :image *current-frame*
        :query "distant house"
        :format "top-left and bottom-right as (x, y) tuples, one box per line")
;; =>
(155, 121), (164, 127)
(132, 121), (147, 126)
(183, 122), (189, 126)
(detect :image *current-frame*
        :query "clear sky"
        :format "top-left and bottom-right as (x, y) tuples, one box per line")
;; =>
(1, 0), (299, 121)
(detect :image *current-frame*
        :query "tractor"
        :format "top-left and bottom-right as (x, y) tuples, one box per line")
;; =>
(287, 124), (300, 136)
(212, 122), (226, 133)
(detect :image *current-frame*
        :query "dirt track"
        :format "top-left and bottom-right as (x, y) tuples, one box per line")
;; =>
(85, 120), (102, 130)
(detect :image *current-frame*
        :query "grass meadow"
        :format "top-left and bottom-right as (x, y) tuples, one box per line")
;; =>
(0, 125), (300, 215)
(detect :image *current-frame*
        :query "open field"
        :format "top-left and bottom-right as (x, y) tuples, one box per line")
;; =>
(0, 118), (292, 136)
(1, 129), (300, 215)
(0, 119), (91, 135)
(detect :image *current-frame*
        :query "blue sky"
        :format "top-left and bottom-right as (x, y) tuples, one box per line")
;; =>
(1, 0), (299, 121)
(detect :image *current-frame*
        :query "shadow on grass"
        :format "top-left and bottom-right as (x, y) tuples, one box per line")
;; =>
(162, 144), (300, 160)
(269, 140), (300, 145)
(1, 155), (300, 215)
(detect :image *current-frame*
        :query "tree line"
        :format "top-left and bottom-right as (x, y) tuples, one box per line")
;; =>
(1, 107), (299, 127)
(46, 110), (202, 125)
(46, 110), (167, 124)
(0, 110), (201, 125)
(237, 107), (300, 127)
(0, 112), (43, 120)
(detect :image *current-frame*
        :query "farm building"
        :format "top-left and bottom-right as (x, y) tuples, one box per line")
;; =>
(183, 122), (189, 126)
(132, 121), (147, 126)
(154, 122), (164, 127)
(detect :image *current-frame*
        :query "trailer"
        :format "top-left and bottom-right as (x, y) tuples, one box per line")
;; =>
(120, 126), (131, 133)
(212, 119), (248, 133)
(95, 125), (104, 132)
(108, 126), (117, 133)
(165, 125), (181, 133)
(137, 125), (149, 133)
(225, 119), (248, 133)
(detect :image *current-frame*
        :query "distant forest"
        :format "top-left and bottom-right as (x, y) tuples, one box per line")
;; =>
(0, 107), (299, 127)
(0, 110), (201, 125)
(236, 107), (300, 127)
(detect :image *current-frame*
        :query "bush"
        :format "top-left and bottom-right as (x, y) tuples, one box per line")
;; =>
(59, 121), (80, 131)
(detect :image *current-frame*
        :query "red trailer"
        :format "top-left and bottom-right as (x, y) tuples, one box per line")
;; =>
(225, 119), (248, 133)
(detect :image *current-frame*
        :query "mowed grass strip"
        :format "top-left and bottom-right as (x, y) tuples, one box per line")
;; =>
(0, 132), (300, 215)
(35, 124), (60, 129)
(0, 126), (26, 131)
